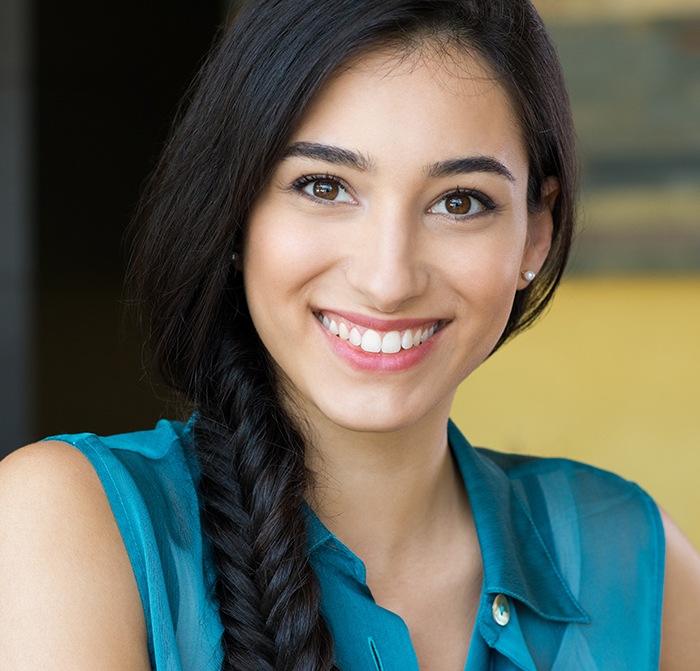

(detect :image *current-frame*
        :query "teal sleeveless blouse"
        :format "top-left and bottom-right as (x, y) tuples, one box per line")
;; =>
(48, 419), (664, 670)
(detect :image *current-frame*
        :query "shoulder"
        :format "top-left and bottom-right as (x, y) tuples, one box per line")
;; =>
(451, 422), (663, 548)
(479, 446), (659, 515)
(0, 440), (118, 540)
(45, 420), (199, 545)
(477, 448), (668, 664)
(660, 510), (700, 671)
(0, 438), (96, 490)
(0, 441), (151, 669)
(487, 449), (664, 571)
(0, 439), (110, 514)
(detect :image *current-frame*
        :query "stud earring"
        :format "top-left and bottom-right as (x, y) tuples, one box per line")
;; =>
(522, 270), (536, 282)
(231, 252), (240, 263)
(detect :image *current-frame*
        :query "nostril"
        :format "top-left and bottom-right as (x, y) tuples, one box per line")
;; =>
(368, 637), (384, 671)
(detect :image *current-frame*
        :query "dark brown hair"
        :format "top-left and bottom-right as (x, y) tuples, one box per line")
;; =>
(130, 1), (577, 669)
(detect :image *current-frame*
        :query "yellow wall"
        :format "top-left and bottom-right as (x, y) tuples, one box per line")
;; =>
(535, 0), (700, 21)
(452, 276), (700, 549)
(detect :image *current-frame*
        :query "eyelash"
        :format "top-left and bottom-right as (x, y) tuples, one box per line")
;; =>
(430, 188), (498, 218)
(290, 174), (498, 217)
(290, 174), (353, 203)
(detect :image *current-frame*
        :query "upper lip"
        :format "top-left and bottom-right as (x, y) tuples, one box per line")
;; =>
(314, 309), (445, 332)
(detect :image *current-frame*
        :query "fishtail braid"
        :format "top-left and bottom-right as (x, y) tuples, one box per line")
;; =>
(193, 335), (338, 671)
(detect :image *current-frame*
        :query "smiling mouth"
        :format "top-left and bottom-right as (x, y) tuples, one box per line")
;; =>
(315, 312), (444, 354)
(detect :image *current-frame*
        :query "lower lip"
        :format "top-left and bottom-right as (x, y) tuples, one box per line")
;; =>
(317, 320), (439, 372)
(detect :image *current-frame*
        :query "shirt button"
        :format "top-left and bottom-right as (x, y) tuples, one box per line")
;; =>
(492, 594), (510, 626)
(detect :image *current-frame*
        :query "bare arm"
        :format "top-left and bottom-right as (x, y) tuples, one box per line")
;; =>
(0, 441), (150, 670)
(660, 509), (700, 671)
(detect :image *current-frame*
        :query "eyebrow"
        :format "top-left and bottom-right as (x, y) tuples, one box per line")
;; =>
(425, 156), (515, 182)
(282, 141), (515, 183)
(282, 142), (373, 172)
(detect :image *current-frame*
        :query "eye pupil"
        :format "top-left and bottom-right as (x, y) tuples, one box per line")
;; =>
(313, 180), (339, 199)
(446, 194), (470, 214)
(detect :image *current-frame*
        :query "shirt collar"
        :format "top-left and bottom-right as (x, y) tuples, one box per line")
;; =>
(306, 509), (333, 552)
(448, 420), (588, 624)
(305, 504), (369, 583)
(304, 421), (590, 625)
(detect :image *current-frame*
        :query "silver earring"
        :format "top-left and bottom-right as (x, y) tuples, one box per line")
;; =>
(231, 252), (239, 263)
(522, 270), (536, 282)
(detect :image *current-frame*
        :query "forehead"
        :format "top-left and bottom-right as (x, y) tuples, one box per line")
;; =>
(291, 45), (526, 167)
(349, 42), (500, 96)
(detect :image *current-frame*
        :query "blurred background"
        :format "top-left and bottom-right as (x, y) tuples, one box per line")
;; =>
(1, 0), (698, 543)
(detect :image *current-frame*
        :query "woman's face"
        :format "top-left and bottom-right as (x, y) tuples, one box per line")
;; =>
(243, 47), (554, 437)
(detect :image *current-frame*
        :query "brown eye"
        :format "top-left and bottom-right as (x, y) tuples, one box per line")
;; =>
(313, 179), (339, 200)
(296, 176), (354, 203)
(429, 190), (489, 218)
(445, 194), (472, 215)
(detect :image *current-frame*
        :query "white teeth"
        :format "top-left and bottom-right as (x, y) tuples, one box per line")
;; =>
(319, 313), (439, 353)
(349, 327), (362, 346)
(361, 329), (381, 353)
(381, 331), (401, 354)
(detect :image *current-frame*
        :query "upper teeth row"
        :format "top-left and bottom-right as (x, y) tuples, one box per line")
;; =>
(320, 314), (437, 353)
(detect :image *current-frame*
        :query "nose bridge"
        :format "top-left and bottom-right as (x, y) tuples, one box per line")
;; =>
(349, 202), (427, 312)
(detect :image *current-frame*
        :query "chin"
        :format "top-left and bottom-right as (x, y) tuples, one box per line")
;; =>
(312, 393), (449, 437)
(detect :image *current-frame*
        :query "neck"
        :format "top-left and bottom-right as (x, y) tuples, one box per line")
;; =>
(305, 405), (468, 572)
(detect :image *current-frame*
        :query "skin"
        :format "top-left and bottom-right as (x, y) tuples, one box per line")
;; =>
(242, 47), (552, 669)
(1, 45), (699, 670)
(244, 49), (551, 441)
(660, 510), (700, 669)
(0, 441), (151, 670)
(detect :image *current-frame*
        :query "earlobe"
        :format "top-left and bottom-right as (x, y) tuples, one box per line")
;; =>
(518, 177), (558, 290)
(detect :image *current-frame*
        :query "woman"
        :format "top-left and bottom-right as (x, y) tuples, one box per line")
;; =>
(1, 0), (699, 669)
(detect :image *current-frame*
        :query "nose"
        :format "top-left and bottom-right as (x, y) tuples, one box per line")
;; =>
(345, 206), (428, 313)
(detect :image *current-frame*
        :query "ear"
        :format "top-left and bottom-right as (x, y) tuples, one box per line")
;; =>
(517, 176), (558, 290)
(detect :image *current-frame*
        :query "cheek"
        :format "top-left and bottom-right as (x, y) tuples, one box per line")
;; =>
(442, 230), (527, 356)
(447, 229), (526, 298)
(242, 207), (332, 336)
(245, 212), (306, 289)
